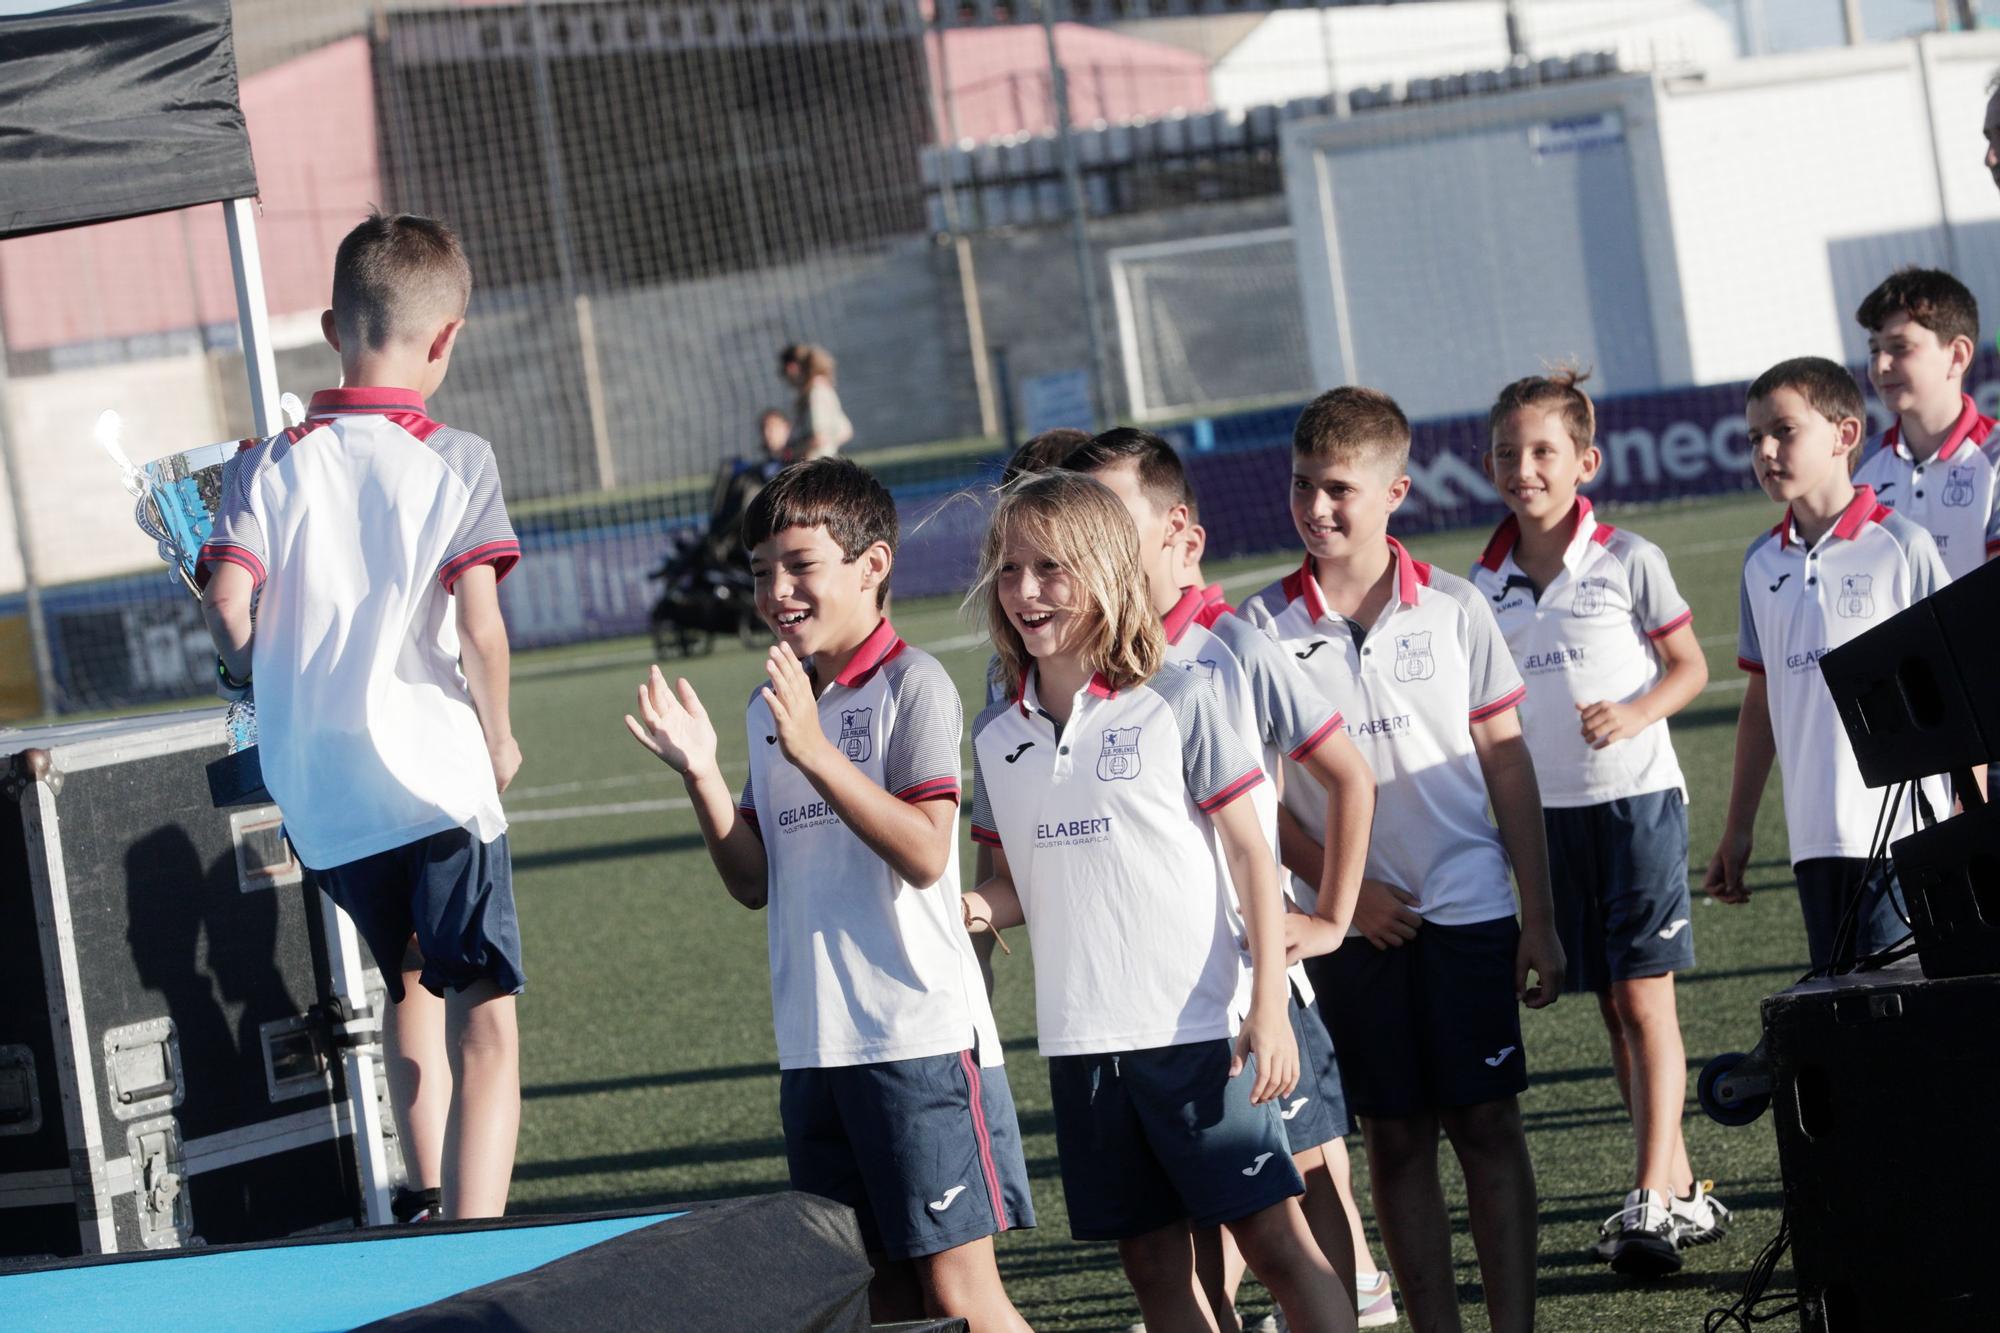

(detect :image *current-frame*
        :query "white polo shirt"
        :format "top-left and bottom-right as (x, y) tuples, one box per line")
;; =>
(1738, 486), (1951, 862)
(1469, 499), (1691, 808)
(1164, 587), (1343, 1002)
(736, 619), (1000, 1071)
(968, 665), (1265, 1057)
(196, 387), (520, 870)
(1854, 395), (2000, 581)
(1240, 539), (1527, 928)
(1195, 602), (1347, 916)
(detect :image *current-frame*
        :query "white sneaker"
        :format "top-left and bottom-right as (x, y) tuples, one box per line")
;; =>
(1356, 1269), (1400, 1327)
(1669, 1179), (1731, 1248)
(1607, 1187), (1683, 1276)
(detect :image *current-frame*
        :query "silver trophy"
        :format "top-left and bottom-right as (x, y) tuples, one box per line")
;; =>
(96, 403), (302, 805)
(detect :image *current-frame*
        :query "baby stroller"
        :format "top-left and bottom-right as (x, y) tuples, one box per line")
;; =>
(648, 459), (773, 657)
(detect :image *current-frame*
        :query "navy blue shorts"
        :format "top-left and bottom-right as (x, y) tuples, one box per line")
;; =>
(1306, 917), (1526, 1120)
(780, 1046), (1035, 1261)
(1544, 791), (1694, 993)
(314, 826), (522, 1003)
(1280, 988), (1350, 1151)
(1048, 1040), (1303, 1242)
(1794, 857), (1909, 970)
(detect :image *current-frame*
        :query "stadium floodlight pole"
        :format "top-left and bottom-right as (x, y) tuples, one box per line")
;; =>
(523, 0), (616, 489)
(0, 314), (57, 719)
(1039, 0), (1116, 430)
(930, 14), (1002, 438)
(1317, 1), (1345, 116)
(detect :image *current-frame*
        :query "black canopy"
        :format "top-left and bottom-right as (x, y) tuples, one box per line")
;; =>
(0, 0), (258, 241)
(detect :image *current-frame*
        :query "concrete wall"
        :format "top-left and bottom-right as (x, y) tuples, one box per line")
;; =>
(1284, 32), (2000, 425)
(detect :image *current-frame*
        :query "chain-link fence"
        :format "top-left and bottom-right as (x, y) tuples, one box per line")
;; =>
(1, 0), (1993, 718)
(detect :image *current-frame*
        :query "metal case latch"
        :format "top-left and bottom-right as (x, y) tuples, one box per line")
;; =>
(104, 1018), (183, 1121)
(126, 1117), (190, 1249)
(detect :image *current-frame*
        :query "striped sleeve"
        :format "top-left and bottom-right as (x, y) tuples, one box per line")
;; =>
(1148, 668), (1265, 814)
(432, 429), (521, 590)
(1223, 617), (1342, 759)
(194, 440), (270, 588)
(1618, 536), (1693, 639)
(1737, 565), (1764, 674)
(968, 744), (1001, 847)
(883, 654), (962, 804)
(737, 772), (759, 827)
(1461, 592), (1527, 722)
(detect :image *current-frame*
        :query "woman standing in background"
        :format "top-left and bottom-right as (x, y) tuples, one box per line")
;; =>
(780, 342), (853, 460)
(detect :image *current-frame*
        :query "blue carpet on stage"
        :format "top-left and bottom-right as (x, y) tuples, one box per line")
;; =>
(2, 1213), (679, 1332)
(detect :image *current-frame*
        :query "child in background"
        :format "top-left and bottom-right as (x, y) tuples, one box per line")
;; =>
(627, 458), (1033, 1331)
(1705, 358), (1952, 970)
(962, 471), (1354, 1332)
(1853, 267), (2000, 580)
(1473, 370), (1724, 1275)
(1240, 387), (1562, 1333)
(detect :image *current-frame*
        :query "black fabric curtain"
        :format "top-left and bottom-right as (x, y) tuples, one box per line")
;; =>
(0, 0), (258, 241)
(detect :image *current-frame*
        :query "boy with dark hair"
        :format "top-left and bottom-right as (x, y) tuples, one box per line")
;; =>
(198, 211), (524, 1220)
(1853, 266), (2000, 580)
(1075, 426), (1394, 1328)
(627, 458), (1034, 1331)
(1240, 387), (1563, 1333)
(1704, 357), (1952, 969)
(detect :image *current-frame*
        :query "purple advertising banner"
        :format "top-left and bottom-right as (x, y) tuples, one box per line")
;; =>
(21, 356), (2000, 714)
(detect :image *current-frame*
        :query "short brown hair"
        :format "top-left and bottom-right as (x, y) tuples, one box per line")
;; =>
(1293, 387), (1411, 474)
(1747, 356), (1867, 428)
(331, 211), (471, 352)
(1489, 366), (1596, 453)
(742, 458), (897, 605)
(1002, 428), (1091, 485)
(780, 342), (837, 383)
(968, 470), (1164, 698)
(1065, 427), (1191, 514)
(1856, 266), (1980, 348)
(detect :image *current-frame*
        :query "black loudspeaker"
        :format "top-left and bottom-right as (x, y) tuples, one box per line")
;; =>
(1891, 802), (2000, 979)
(1761, 959), (2000, 1332)
(1820, 556), (2000, 788)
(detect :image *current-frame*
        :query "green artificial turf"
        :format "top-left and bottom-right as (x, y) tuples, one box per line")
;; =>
(498, 490), (1806, 1331)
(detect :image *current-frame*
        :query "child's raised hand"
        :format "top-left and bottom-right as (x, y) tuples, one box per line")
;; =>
(624, 666), (718, 778)
(1577, 699), (1646, 749)
(1233, 1004), (1300, 1105)
(762, 643), (831, 766)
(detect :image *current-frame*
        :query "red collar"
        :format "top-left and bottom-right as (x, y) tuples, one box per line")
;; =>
(1161, 585), (1206, 645)
(1883, 394), (1990, 464)
(1777, 485), (1889, 550)
(1477, 497), (1612, 572)
(306, 386), (439, 441)
(1016, 665), (1118, 715)
(829, 618), (906, 688)
(307, 386), (428, 416)
(1282, 537), (1431, 624)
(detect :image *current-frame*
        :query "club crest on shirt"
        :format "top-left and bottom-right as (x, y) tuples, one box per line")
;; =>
(1178, 658), (1219, 685)
(1393, 631), (1435, 683)
(1943, 464), (1977, 508)
(1571, 577), (1609, 618)
(1836, 574), (1875, 619)
(1097, 727), (1142, 782)
(838, 707), (874, 763)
